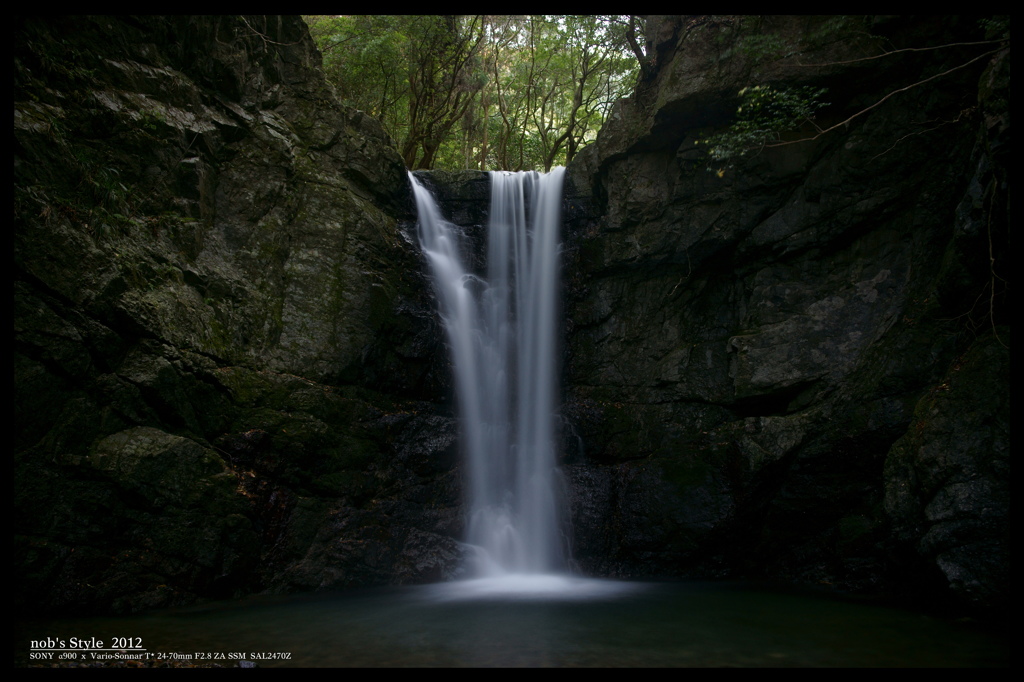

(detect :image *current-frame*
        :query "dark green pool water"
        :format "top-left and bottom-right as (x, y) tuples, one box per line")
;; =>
(17, 578), (1007, 667)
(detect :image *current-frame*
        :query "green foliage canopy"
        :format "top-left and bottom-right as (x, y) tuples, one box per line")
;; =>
(699, 84), (829, 165)
(303, 15), (643, 171)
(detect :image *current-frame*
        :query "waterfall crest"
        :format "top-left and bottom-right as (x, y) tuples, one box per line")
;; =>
(411, 168), (568, 576)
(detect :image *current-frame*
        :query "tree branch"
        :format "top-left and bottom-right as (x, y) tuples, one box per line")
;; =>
(795, 38), (1007, 68)
(764, 47), (1001, 149)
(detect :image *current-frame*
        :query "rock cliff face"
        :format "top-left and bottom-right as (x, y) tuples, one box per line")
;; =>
(561, 15), (1008, 615)
(15, 15), (463, 615)
(15, 15), (1009, 619)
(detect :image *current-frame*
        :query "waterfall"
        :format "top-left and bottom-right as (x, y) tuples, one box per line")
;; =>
(410, 168), (568, 577)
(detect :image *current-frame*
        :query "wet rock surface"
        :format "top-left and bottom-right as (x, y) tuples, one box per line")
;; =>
(561, 15), (1009, 616)
(15, 15), (1009, 620)
(15, 15), (459, 615)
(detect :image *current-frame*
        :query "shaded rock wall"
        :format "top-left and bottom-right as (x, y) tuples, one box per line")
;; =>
(15, 15), (1009, 620)
(15, 15), (462, 615)
(561, 15), (1009, 615)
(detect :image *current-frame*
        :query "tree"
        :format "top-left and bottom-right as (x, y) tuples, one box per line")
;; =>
(304, 15), (486, 170)
(696, 16), (1010, 172)
(398, 16), (486, 169)
(305, 15), (408, 141)
(303, 15), (644, 171)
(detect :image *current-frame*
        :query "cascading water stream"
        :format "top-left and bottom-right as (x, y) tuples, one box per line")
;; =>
(410, 168), (568, 578)
(15, 183), (1002, 670)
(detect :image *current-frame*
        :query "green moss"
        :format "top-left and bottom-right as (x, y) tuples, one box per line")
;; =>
(310, 470), (370, 498)
(213, 367), (274, 406)
(324, 439), (378, 471)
